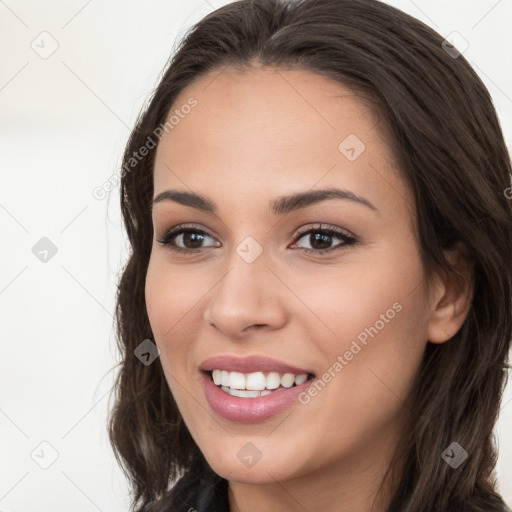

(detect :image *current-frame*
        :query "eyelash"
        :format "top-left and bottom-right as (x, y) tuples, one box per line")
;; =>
(156, 223), (357, 256)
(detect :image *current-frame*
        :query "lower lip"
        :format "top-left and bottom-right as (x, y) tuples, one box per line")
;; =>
(201, 371), (315, 423)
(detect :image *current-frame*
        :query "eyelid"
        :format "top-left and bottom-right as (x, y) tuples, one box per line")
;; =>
(293, 222), (355, 240)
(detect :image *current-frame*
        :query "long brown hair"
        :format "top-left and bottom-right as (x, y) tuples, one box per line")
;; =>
(108, 0), (512, 510)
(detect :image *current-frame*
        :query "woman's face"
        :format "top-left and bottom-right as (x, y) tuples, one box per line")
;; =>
(145, 67), (437, 486)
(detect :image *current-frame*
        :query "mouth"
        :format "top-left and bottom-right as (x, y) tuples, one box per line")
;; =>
(205, 369), (316, 398)
(199, 354), (317, 422)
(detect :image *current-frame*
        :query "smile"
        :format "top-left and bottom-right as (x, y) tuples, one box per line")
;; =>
(210, 370), (313, 398)
(200, 371), (317, 422)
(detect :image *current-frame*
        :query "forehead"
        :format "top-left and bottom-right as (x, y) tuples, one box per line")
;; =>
(152, 66), (409, 218)
(156, 66), (378, 161)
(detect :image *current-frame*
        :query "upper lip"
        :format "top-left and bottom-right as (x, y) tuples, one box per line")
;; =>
(199, 355), (314, 375)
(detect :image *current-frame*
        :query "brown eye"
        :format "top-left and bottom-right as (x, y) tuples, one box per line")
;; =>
(290, 225), (357, 255)
(157, 226), (220, 253)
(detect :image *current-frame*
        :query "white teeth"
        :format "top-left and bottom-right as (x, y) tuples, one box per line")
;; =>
(212, 369), (222, 385)
(220, 386), (261, 398)
(294, 374), (308, 385)
(229, 371), (246, 389)
(266, 372), (281, 389)
(280, 373), (295, 388)
(246, 372), (266, 391)
(210, 369), (311, 394)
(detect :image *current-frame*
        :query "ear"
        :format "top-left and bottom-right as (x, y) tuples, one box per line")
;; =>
(427, 242), (474, 344)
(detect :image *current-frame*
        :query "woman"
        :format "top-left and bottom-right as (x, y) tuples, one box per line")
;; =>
(108, 0), (512, 510)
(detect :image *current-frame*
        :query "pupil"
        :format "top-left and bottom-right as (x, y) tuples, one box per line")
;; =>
(184, 232), (204, 248)
(311, 233), (331, 250)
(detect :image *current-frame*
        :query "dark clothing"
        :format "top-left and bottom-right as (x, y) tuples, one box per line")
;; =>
(139, 462), (230, 512)
(160, 467), (229, 512)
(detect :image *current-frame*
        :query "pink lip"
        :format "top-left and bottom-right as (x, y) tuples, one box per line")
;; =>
(199, 355), (314, 375)
(200, 371), (315, 423)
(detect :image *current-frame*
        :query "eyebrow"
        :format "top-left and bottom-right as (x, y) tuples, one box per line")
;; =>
(151, 187), (378, 215)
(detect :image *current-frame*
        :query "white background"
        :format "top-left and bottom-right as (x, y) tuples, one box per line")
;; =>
(1, 1), (511, 511)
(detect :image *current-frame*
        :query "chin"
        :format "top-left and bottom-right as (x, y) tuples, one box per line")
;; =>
(211, 462), (295, 485)
(202, 444), (307, 484)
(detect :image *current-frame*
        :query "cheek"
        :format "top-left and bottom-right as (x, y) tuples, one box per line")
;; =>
(294, 247), (429, 420)
(291, 245), (428, 352)
(144, 258), (200, 384)
(145, 257), (203, 341)
(144, 258), (205, 420)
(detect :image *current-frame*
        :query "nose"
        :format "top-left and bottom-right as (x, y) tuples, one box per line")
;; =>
(202, 250), (288, 339)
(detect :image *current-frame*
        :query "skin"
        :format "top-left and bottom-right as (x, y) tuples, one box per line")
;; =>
(145, 67), (472, 512)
